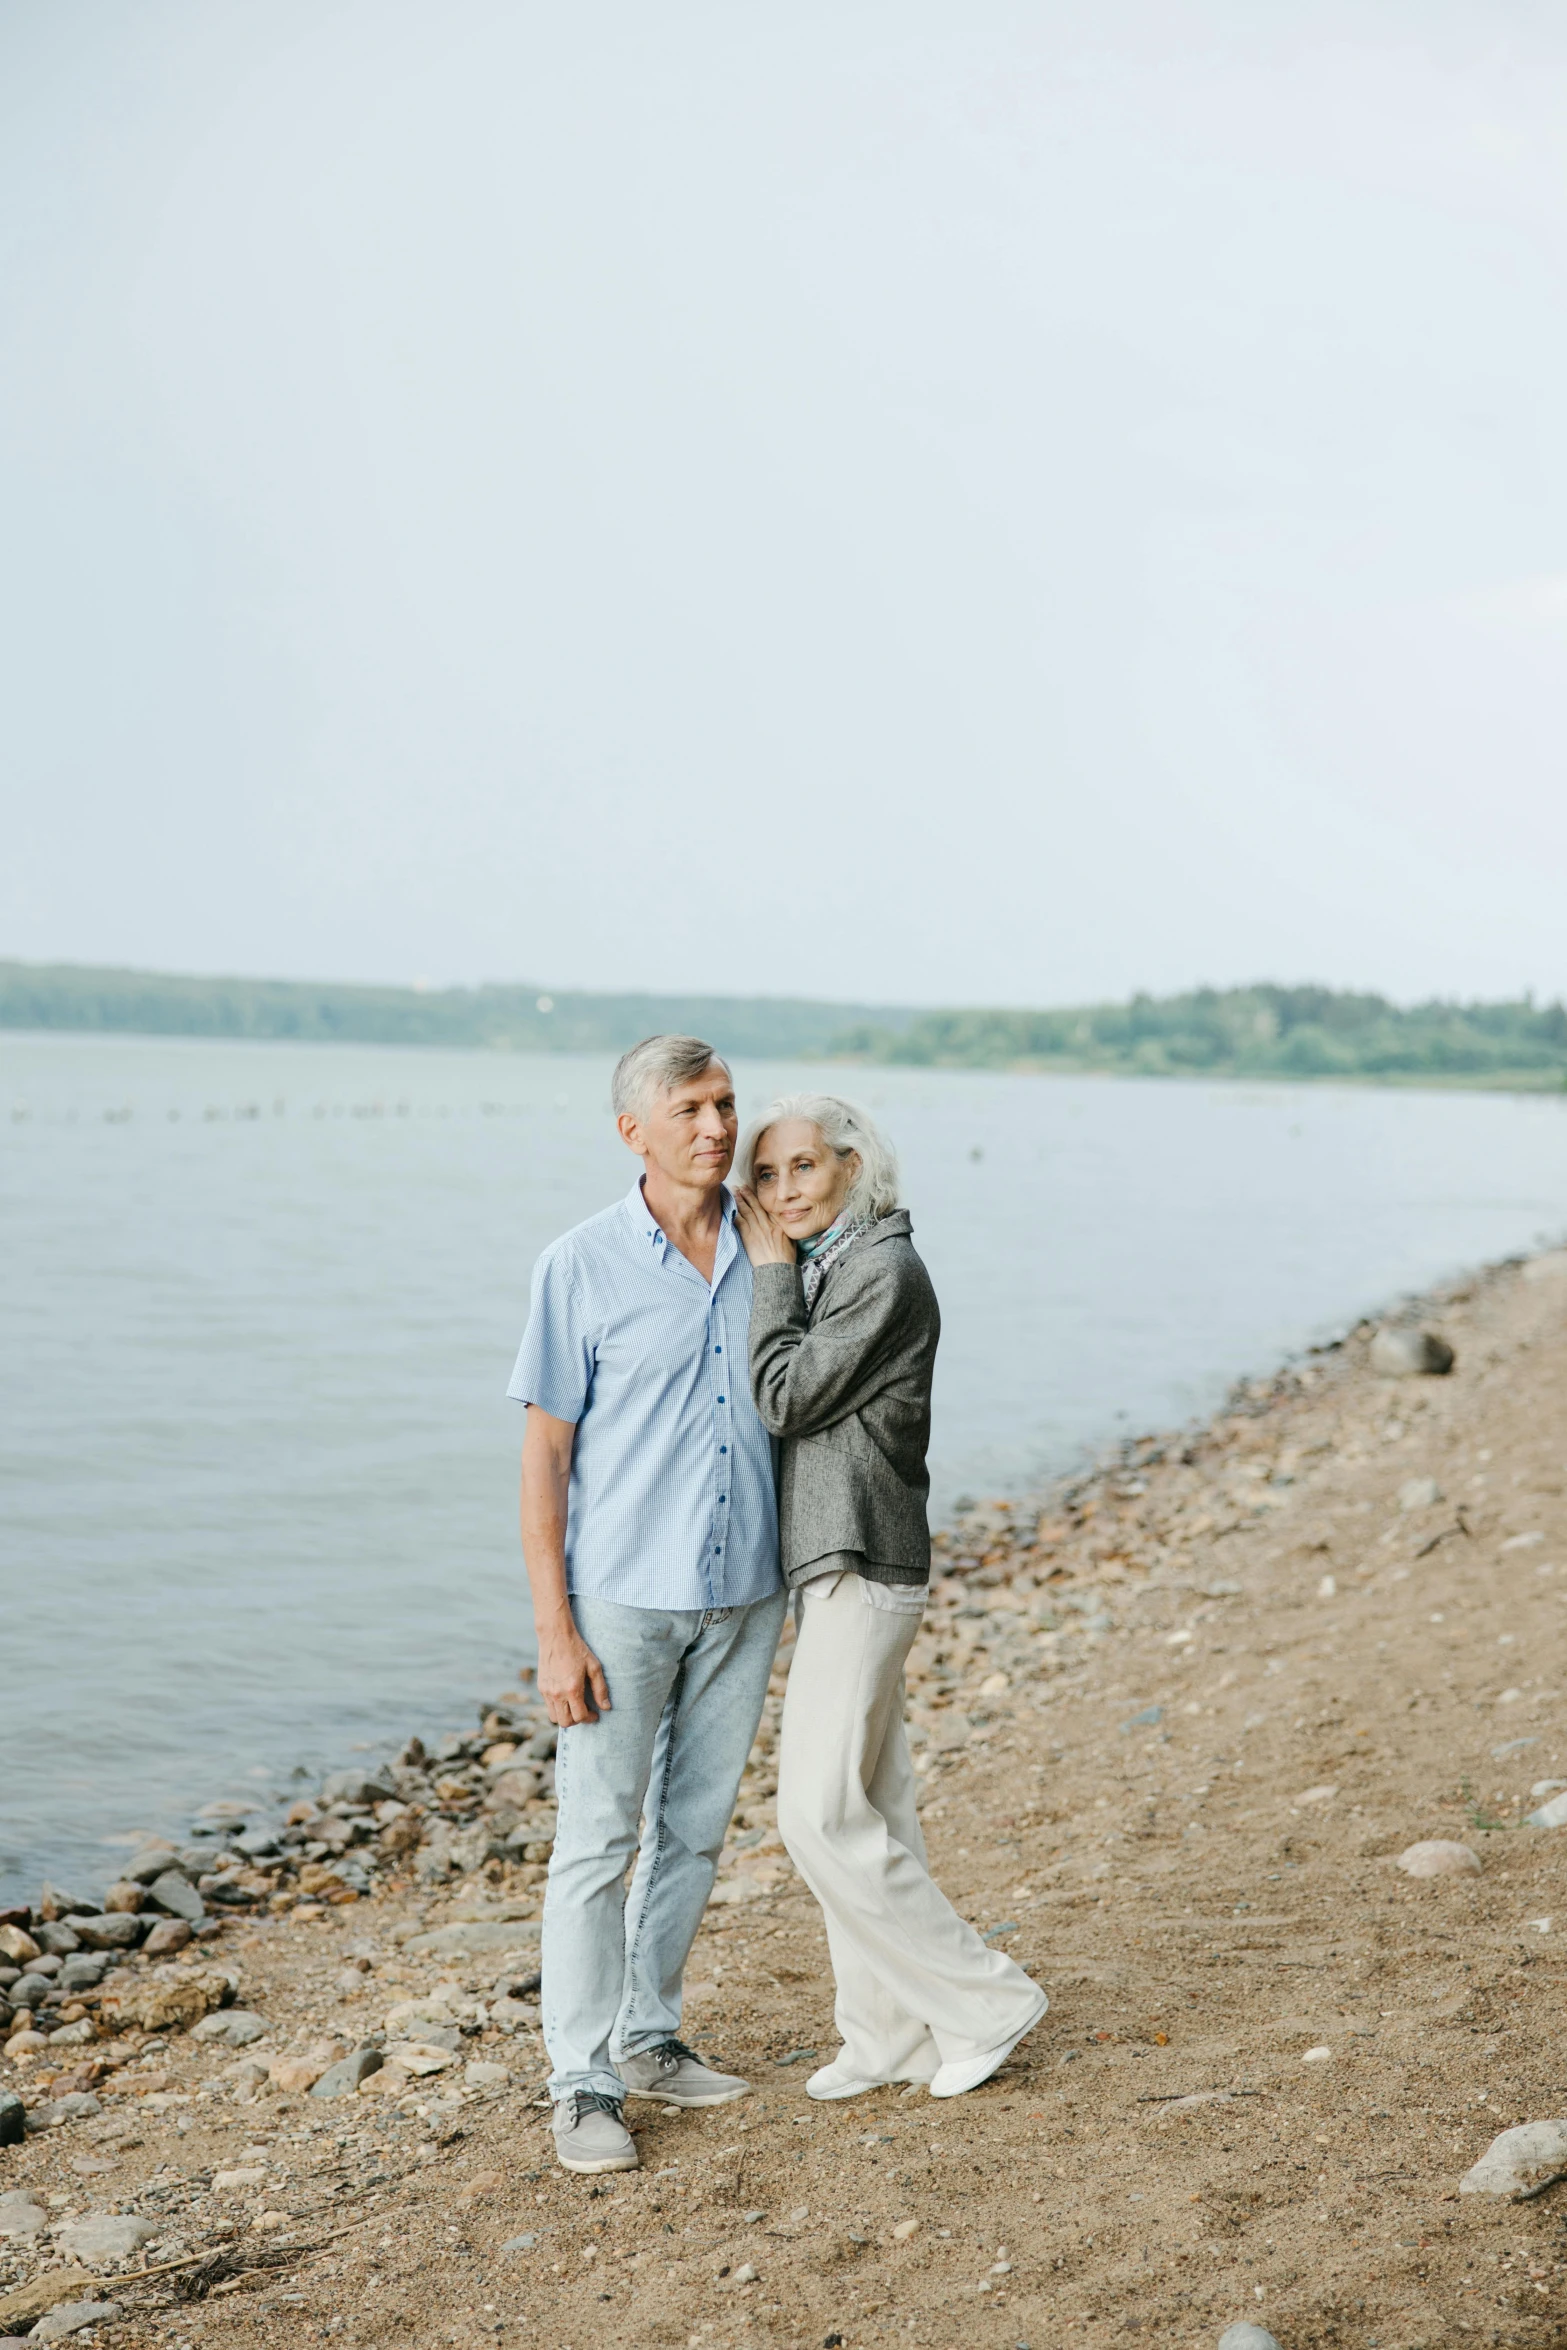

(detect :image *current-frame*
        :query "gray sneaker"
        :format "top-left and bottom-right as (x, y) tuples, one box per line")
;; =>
(551, 2090), (639, 2174)
(618, 2036), (750, 2108)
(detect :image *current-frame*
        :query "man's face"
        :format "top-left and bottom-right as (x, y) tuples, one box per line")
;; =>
(618, 1063), (738, 1189)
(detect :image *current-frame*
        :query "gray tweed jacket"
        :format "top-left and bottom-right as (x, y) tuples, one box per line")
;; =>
(747, 1211), (940, 1587)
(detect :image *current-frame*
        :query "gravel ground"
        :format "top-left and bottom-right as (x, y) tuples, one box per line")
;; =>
(5, 1245), (1567, 2350)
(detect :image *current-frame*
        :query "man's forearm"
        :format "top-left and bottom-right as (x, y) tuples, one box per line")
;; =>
(520, 1407), (611, 1725)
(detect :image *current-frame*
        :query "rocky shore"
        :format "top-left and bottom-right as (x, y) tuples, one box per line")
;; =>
(4, 1245), (1567, 2349)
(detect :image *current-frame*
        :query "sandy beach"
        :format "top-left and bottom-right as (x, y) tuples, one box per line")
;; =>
(5, 1243), (1567, 2350)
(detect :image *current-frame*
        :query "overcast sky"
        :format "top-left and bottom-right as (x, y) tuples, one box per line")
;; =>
(2, 1), (1565, 1010)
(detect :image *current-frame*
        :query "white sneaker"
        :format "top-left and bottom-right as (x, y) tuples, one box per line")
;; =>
(928, 1990), (1048, 2100)
(806, 2059), (893, 2101)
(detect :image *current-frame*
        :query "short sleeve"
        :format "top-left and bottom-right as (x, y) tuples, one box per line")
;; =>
(506, 1249), (593, 1421)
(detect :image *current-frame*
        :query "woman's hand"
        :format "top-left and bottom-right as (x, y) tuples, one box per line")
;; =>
(734, 1185), (796, 1267)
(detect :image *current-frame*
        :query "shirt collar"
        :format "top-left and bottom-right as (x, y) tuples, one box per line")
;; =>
(626, 1177), (736, 1258)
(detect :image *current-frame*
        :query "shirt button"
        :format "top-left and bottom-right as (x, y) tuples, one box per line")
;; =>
(719, 1444), (727, 1454)
(717, 1395), (725, 1404)
(719, 1494), (726, 1503)
(714, 1345), (722, 1354)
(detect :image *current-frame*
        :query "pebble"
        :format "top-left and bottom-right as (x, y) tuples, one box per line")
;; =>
(463, 2060), (509, 2089)
(728, 2263), (759, 2286)
(1119, 1706), (1163, 1732)
(1302, 2045), (1332, 2063)
(500, 2233), (538, 2255)
(1459, 2120), (1567, 2198)
(213, 2167), (269, 2191)
(55, 2212), (155, 2264)
(1397, 1476), (1442, 1511)
(1217, 2327), (1283, 2350)
(1526, 1791), (1567, 1830)
(0, 1928), (39, 1966)
(311, 2047), (384, 2098)
(31, 2303), (123, 2341)
(1370, 1325), (1455, 1377)
(0, 2095), (24, 2148)
(0, 2194), (46, 2241)
(101, 1882), (144, 1914)
(1397, 1839), (1481, 1877)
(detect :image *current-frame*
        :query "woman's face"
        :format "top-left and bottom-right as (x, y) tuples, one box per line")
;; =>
(751, 1119), (860, 1241)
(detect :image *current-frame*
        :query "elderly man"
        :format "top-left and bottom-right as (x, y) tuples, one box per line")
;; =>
(508, 1034), (786, 2175)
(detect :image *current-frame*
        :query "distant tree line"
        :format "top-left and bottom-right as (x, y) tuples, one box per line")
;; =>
(834, 984), (1567, 1087)
(2, 963), (1564, 1089)
(0, 960), (915, 1062)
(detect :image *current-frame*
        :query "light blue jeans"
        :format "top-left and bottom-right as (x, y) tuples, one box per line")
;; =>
(541, 1588), (788, 2104)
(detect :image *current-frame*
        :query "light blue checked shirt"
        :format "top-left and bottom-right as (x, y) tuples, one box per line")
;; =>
(507, 1179), (781, 1610)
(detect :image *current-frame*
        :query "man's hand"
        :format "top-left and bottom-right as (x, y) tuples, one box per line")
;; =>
(537, 1619), (612, 1727)
(519, 1403), (611, 1729)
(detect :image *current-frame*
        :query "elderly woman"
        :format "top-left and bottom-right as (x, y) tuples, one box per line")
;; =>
(734, 1094), (1046, 2101)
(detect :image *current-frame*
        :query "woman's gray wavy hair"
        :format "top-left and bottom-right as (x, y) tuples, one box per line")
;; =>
(739, 1093), (901, 1222)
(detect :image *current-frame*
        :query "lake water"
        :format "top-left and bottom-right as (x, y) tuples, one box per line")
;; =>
(4, 1030), (1566, 1905)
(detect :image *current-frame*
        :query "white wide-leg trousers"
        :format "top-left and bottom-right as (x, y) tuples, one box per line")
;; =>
(777, 1567), (1044, 2082)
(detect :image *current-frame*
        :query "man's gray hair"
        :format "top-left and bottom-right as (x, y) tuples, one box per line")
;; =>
(611, 1033), (731, 1122)
(739, 1093), (901, 1222)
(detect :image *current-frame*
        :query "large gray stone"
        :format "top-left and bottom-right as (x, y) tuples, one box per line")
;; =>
(34, 1922), (82, 1957)
(55, 2213), (155, 2265)
(233, 1829), (281, 1859)
(144, 1871), (205, 1924)
(191, 2008), (267, 2047)
(124, 1845), (181, 1886)
(62, 1913), (141, 1951)
(1397, 1839), (1480, 1878)
(24, 2093), (101, 2131)
(0, 2193), (47, 2241)
(1527, 1791), (1567, 1830)
(59, 1954), (111, 1994)
(310, 2047), (384, 2098)
(32, 2303), (124, 2340)
(323, 1769), (396, 1808)
(404, 1920), (542, 1958)
(38, 1885), (95, 1920)
(1370, 1325), (1454, 1377)
(1460, 2120), (1567, 2198)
